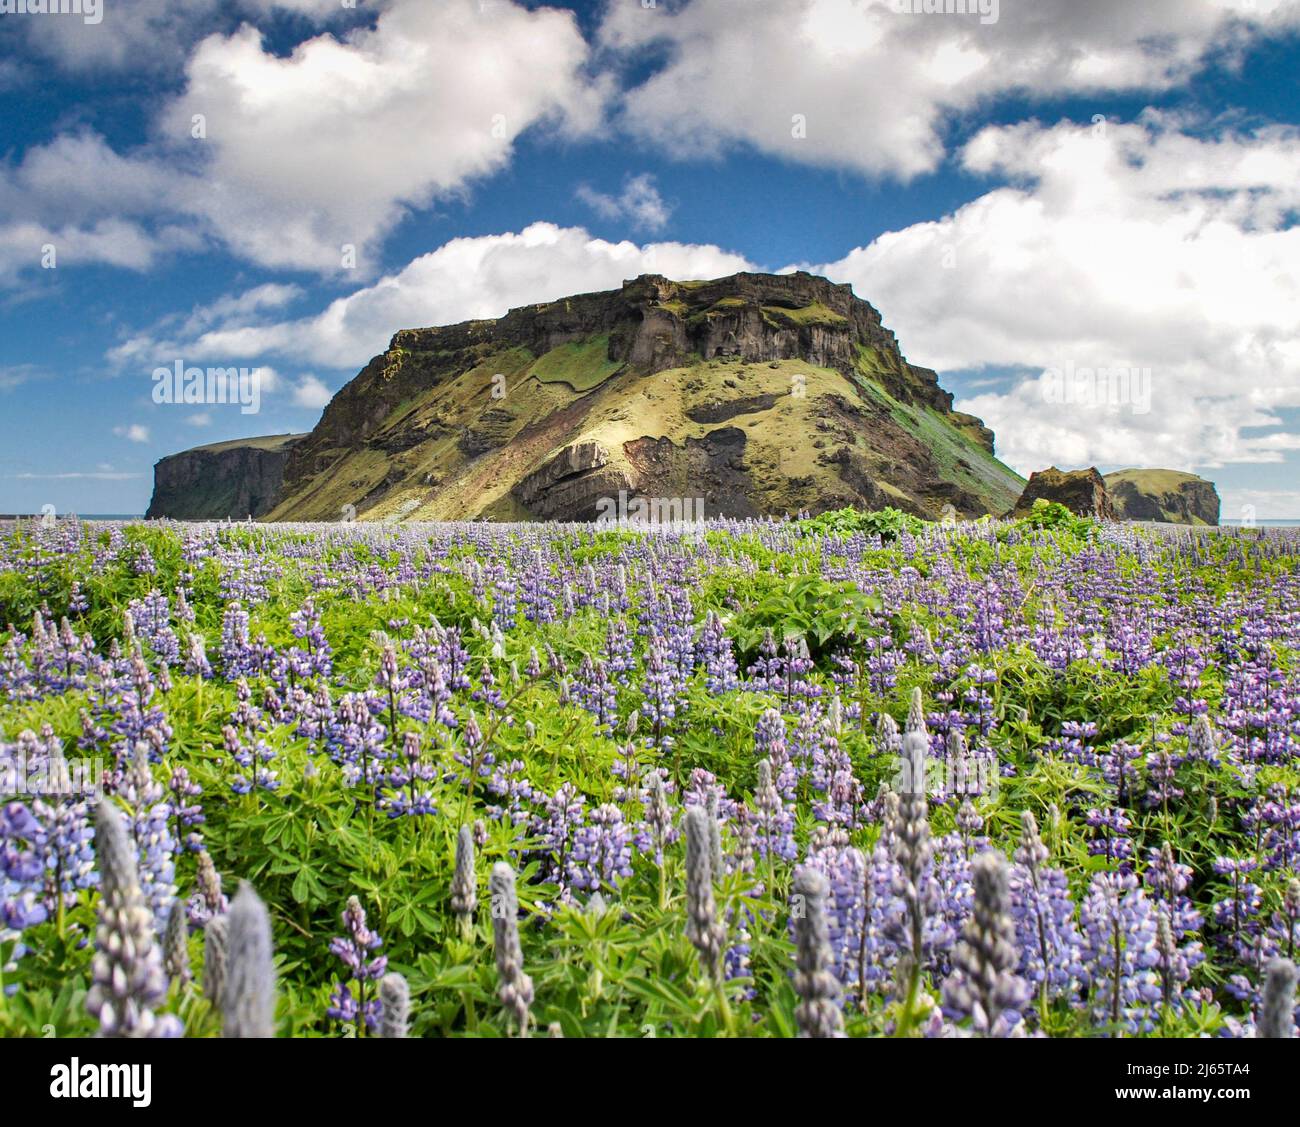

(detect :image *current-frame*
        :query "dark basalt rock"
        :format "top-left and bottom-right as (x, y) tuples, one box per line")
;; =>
(1009, 466), (1117, 521)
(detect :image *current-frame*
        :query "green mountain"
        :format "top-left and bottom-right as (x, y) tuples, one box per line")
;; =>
(1103, 469), (1221, 526)
(148, 272), (1025, 523)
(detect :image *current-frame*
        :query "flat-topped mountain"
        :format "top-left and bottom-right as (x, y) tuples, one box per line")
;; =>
(148, 271), (1026, 522)
(1104, 469), (1220, 526)
(146, 433), (308, 520)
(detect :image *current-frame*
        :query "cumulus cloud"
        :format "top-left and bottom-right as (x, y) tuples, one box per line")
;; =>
(4, 0), (607, 277)
(292, 375), (334, 409)
(116, 222), (756, 370)
(600, 0), (1300, 179)
(810, 115), (1300, 472)
(113, 424), (151, 443)
(156, 0), (607, 271)
(576, 174), (673, 231)
(18, 0), (372, 74)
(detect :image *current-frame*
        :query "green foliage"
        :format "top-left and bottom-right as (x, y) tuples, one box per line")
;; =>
(0, 514), (1294, 1040)
(795, 505), (926, 542)
(726, 573), (883, 659)
(1016, 499), (1098, 538)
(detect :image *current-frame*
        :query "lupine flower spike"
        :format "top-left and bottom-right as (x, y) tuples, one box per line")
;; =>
(85, 801), (182, 1038)
(943, 852), (1028, 1036)
(204, 915), (229, 1004)
(451, 825), (477, 938)
(490, 862), (534, 1036)
(164, 902), (190, 986)
(1260, 958), (1297, 1038)
(222, 882), (276, 1038)
(791, 867), (844, 1038)
(684, 805), (726, 980)
(378, 972), (411, 1039)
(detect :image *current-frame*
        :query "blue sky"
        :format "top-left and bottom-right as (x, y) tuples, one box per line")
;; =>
(2, 0), (1299, 517)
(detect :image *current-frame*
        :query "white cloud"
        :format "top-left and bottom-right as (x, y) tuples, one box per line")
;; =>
(576, 174), (672, 231)
(120, 222), (756, 370)
(0, 365), (46, 392)
(4, 1), (607, 277)
(113, 424), (151, 443)
(809, 116), (1300, 473)
(186, 413), (213, 427)
(8, 471), (143, 481)
(156, 0), (607, 271)
(292, 375), (333, 409)
(18, 0), (373, 73)
(600, 0), (1300, 179)
(1221, 489), (1300, 521)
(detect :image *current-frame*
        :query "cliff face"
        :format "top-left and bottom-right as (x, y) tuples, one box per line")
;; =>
(1104, 469), (1220, 526)
(151, 272), (1027, 523)
(1009, 467), (1118, 521)
(146, 435), (308, 520)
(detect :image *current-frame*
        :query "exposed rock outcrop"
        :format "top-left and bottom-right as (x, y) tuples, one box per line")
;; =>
(1104, 469), (1220, 526)
(146, 435), (307, 520)
(1009, 467), (1117, 521)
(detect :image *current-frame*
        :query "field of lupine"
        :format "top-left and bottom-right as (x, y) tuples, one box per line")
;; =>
(1, 508), (1299, 1039)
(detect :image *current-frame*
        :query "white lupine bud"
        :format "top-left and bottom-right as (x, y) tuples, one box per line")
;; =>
(1261, 959), (1297, 1039)
(378, 973), (410, 1039)
(222, 883), (276, 1038)
(451, 825), (477, 934)
(164, 902), (190, 986)
(791, 867), (843, 1038)
(490, 863), (534, 1035)
(684, 807), (726, 979)
(204, 915), (228, 1004)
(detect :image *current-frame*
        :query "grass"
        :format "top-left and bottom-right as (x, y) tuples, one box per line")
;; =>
(761, 302), (849, 329)
(528, 336), (624, 392)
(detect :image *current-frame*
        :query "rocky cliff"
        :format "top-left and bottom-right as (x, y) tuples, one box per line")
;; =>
(1009, 467), (1117, 521)
(146, 434), (308, 520)
(1104, 469), (1220, 526)
(153, 272), (1027, 523)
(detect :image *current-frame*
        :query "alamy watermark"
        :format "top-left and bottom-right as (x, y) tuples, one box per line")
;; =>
(890, 737), (998, 799)
(1, 747), (103, 797)
(50, 1059), (151, 1108)
(890, 0), (999, 25)
(595, 492), (706, 526)
(1042, 361), (1152, 416)
(152, 360), (263, 415)
(0, 0), (101, 24)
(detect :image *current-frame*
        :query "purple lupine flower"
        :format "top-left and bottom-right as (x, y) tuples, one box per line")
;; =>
(490, 862), (534, 1036)
(943, 852), (1029, 1036)
(327, 895), (387, 1034)
(696, 610), (739, 694)
(85, 801), (182, 1038)
(751, 758), (796, 862)
(1079, 871), (1162, 1035)
(1009, 810), (1083, 1002)
(568, 803), (635, 892)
